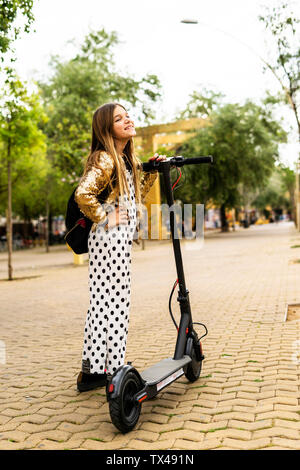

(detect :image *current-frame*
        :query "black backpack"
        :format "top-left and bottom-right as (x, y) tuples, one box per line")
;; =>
(64, 184), (111, 255)
(65, 161), (132, 254)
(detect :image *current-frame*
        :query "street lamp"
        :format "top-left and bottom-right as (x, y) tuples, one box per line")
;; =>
(180, 19), (274, 70)
(181, 19), (198, 24)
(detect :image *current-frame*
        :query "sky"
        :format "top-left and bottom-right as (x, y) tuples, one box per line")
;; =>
(14, 0), (300, 168)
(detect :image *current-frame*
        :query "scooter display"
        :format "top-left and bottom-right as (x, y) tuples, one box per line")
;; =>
(106, 155), (213, 433)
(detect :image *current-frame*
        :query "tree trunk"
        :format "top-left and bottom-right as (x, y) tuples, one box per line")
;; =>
(232, 208), (236, 231)
(7, 139), (13, 280)
(296, 159), (300, 231)
(23, 204), (31, 239)
(48, 210), (53, 247)
(45, 199), (49, 253)
(220, 203), (229, 232)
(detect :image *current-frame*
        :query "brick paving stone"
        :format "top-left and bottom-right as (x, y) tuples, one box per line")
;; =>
(273, 404), (300, 412)
(215, 446), (237, 450)
(152, 399), (178, 409)
(228, 419), (273, 431)
(243, 404), (274, 414)
(65, 429), (116, 442)
(35, 439), (84, 450)
(203, 405), (233, 415)
(47, 413), (88, 424)
(135, 413), (170, 425)
(275, 390), (300, 398)
(256, 411), (300, 421)
(0, 440), (35, 450)
(261, 446), (291, 450)
(56, 422), (101, 434)
(0, 415), (13, 426)
(84, 414), (112, 424)
(222, 398), (258, 407)
(0, 430), (29, 442)
(126, 429), (160, 442)
(23, 430), (72, 446)
(75, 406), (104, 416)
(183, 420), (228, 433)
(212, 412), (255, 422)
(253, 427), (300, 439)
(7, 414), (50, 426)
(157, 429), (205, 442)
(273, 419), (300, 430)
(189, 399), (217, 408)
(140, 421), (185, 434)
(168, 413), (211, 424)
(262, 397), (298, 406)
(16, 422), (60, 434)
(80, 439), (128, 451)
(0, 421), (21, 433)
(271, 438), (300, 449)
(174, 438), (221, 450)
(35, 406), (77, 416)
(126, 439), (176, 450)
(203, 428), (252, 441)
(222, 437), (271, 450)
(0, 403), (31, 413)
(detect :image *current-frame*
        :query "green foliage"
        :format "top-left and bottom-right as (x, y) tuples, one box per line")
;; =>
(252, 164), (294, 211)
(0, 75), (47, 217)
(9, 147), (49, 219)
(177, 87), (225, 120)
(0, 75), (46, 158)
(175, 95), (287, 211)
(39, 29), (162, 179)
(0, 0), (35, 58)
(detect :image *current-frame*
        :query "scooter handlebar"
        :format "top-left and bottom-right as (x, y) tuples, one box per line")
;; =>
(142, 155), (213, 172)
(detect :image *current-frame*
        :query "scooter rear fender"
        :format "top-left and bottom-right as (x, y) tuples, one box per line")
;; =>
(106, 365), (145, 401)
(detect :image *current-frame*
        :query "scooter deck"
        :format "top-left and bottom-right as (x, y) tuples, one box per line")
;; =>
(140, 356), (191, 386)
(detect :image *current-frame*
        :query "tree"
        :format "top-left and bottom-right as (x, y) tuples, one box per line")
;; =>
(0, 75), (46, 279)
(0, 0), (35, 63)
(277, 162), (296, 217)
(177, 87), (225, 120)
(259, 1), (300, 228)
(175, 97), (287, 231)
(259, 2), (300, 138)
(39, 29), (162, 178)
(252, 164), (294, 217)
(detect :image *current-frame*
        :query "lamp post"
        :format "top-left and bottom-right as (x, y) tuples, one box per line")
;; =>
(181, 18), (300, 231)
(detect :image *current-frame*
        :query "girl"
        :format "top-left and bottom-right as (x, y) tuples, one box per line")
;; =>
(75, 102), (166, 392)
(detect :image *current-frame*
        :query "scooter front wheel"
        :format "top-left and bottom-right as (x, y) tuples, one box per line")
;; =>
(184, 337), (202, 382)
(109, 371), (141, 433)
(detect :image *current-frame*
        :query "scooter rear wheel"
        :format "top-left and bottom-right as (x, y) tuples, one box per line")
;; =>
(109, 371), (141, 433)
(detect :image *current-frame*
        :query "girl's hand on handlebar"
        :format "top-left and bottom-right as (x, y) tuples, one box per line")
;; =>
(148, 154), (175, 169)
(148, 153), (167, 163)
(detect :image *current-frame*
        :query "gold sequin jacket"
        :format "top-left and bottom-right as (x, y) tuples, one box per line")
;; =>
(75, 152), (158, 227)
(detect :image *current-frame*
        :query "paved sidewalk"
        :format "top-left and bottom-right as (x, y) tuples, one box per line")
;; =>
(0, 221), (300, 450)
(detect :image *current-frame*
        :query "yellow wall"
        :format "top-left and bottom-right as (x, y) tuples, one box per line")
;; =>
(135, 118), (207, 239)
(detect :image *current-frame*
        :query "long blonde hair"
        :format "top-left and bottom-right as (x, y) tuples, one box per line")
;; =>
(83, 102), (142, 207)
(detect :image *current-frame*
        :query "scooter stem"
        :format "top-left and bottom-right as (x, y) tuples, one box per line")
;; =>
(160, 161), (193, 360)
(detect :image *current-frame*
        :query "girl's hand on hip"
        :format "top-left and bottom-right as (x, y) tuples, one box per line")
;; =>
(107, 206), (129, 229)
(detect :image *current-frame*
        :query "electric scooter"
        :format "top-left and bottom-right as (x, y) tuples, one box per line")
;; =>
(106, 155), (213, 433)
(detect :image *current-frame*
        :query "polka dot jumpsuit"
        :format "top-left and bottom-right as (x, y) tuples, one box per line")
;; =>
(81, 168), (137, 376)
